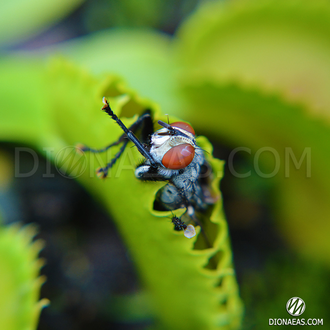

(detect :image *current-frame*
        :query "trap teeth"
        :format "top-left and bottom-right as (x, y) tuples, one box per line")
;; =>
(75, 143), (85, 155)
(184, 225), (196, 239)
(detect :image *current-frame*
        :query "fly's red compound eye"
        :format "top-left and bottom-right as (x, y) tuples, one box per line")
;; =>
(162, 143), (195, 169)
(171, 122), (195, 136)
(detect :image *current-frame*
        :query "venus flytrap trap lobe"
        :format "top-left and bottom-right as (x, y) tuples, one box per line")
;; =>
(0, 224), (49, 330)
(78, 97), (214, 240)
(76, 94), (243, 328)
(173, 0), (330, 265)
(45, 60), (243, 329)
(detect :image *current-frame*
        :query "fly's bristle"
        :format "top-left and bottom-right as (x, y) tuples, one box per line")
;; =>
(172, 216), (187, 231)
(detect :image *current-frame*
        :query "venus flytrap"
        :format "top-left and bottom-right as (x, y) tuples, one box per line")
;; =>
(54, 0), (330, 265)
(49, 59), (243, 330)
(0, 224), (48, 330)
(0, 56), (243, 329)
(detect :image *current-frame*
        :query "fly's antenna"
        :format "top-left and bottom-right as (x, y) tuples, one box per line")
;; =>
(157, 120), (173, 131)
(157, 120), (178, 137)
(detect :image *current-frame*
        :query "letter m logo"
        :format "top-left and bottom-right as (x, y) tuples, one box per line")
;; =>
(286, 297), (306, 316)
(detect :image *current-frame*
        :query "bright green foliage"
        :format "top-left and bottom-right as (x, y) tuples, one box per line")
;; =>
(2, 0), (330, 328)
(0, 224), (48, 330)
(179, 81), (330, 263)
(174, 0), (330, 264)
(56, 0), (330, 265)
(175, 0), (330, 118)
(241, 254), (330, 328)
(0, 55), (244, 328)
(0, 0), (83, 46)
(0, 57), (49, 146)
(45, 59), (243, 329)
(84, 0), (164, 31)
(59, 29), (184, 115)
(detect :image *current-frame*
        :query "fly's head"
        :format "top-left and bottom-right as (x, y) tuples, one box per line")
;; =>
(149, 121), (197, 170)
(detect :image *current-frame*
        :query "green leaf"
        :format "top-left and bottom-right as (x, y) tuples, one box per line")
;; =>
(180, 79), (330, 264)
(175, 0), (330, 120)
(0, 0), (84, 46)
(44, 58), (243, 329)
(0, 224), (48, 330)
(84, 0), (165, 30)
(55, 28), (186, 116)
(242, 254), (330, 327)
(166, 0), (330, 264)
(0, 57), (50, 147)
(0, 56), (244, 329)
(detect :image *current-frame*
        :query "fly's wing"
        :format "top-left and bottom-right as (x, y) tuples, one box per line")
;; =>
(139, 109), (154, 146)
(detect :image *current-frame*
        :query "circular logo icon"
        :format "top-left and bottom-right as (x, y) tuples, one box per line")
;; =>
(55, 146), (87, 179)
(286, 297), (306, 316)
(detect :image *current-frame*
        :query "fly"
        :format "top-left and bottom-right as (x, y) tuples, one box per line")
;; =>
(78, 97), (215, 240)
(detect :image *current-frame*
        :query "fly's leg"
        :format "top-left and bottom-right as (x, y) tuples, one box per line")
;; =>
(77, 138), (129, 179)
(77, 98), (155, 178)
(173, 189), (212, 246)
(76, 134), (125, 154)
(77, 110), (152, 154)
(95, 139), (129, 179)
(152, 183), (199, 239)
(171, 215), (196, 239)
(100, 98), (157, 166)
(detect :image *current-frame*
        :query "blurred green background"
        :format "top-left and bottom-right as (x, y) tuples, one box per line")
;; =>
(1, 0), (330, 329)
